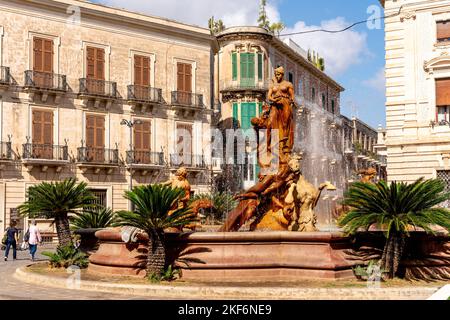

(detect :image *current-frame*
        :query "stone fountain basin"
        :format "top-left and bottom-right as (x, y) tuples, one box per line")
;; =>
(88, 229), (360, 280)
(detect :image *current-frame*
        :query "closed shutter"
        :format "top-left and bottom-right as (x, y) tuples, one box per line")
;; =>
(86, 115), (105, 162)
(32, 110), (53, 159)
(257, 53), (263, 81)
(33, 37), (53, 88)
(436, 78), (450, 106)
(177, 63), (192, 104)
(133, 120), (151, 163)
(437, 21), (450, 42)
(134, 55), (151, 100)
(241, 103), (256, 130)
(232, 52), (237, 81)
(240, 53), (255, 87)
(86, 47), (105, 94)
(232, 102), (238, 122)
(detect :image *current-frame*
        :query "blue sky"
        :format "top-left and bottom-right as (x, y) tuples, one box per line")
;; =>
(93, 0), (386, 128)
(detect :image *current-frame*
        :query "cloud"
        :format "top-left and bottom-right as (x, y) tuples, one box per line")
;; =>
(363, 67), (385, 93)
(284, 17), (370, 76)
(94, 1), (369, 75)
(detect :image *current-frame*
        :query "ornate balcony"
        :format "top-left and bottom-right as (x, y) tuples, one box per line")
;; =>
(126, 150), (165, 176)
(0, 141), (12, 166)
(127, 85), (163, 113)
(79, 78), (118, 109)
(24, 71), (67, 103)
(77, 146), (119, 174)
(22, 142), (69, 172)
(0, 67), (11, 91)
(171, 91), (204, 117)
(220, 80), (270, 102)
(170, 153), (206, 171)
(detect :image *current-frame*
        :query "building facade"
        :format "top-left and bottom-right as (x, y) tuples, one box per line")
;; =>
(381, 0), (450, 187)
(0, 0), (216, 238)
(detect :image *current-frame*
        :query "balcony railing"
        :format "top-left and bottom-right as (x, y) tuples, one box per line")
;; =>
(22, 143), (68, 161)
(77, 147), (119, 165)
(220, 80), (270, 92)
(170, 153), (206, 169)
(127, 85), (162, 104)
(126, 150), (164, 166)
(0, 141), (12, 160)
(24, 71), (67, 91)
(171, 91), (204, 108)
(79, 78), (117, 98)
(0, 66), (10, 85)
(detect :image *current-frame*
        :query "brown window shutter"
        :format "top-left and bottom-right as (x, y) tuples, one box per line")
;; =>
(142, 121), (151, 150)
(134, 55), (142, 85)
(177, 63), (185, 92)
(96, 48), (105, 80)
(436, 78), (450, 106)
(86, 47), (96, 78)
(134, 122), (143, 150)
(32, 110), (42, 144)
(33, 38), (43, 72)
(85, 115), (95, 148)
(437, 21), (450, 41)
(185, 64), (192, 93)
(42, 111), (53, 145)
(177, 63), (192, 93)
(95, 116), (105, 148)
(43, 39), (53, 73)
(142, 56), (150, 86)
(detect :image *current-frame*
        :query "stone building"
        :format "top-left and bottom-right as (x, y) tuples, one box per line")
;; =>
(380, 0), (450, 188)
(0, 0), (216, 239)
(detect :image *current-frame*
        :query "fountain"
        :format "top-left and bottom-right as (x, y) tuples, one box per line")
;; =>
(89, 67), (363, 281)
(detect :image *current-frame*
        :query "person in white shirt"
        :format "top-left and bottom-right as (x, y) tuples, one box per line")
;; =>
(27, 220), (42, 261)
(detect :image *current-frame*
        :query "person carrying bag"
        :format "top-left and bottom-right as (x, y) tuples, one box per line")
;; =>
(27, 220), (42, 261)
(4, 221), (19, 261)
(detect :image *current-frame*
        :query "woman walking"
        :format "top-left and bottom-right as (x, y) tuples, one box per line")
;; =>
(27, 220), (41, 261)
(4, 221), (18, 261)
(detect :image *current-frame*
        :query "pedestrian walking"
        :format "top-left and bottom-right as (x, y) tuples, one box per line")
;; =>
(4, 221), (19, 261)
(27, 220), (42, 261)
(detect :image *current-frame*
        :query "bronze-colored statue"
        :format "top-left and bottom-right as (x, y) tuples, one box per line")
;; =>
(358, 167), (377, 183)
(220, 66), (336, 233)
(163, 167), (191, 210)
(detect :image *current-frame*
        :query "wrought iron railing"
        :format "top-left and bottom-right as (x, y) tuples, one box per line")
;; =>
(79, 78), (117, 98)
(126, 150), (164, 166)
(77, 147), (119, 164)
(24, 70), (67, 91)
(0, 66), (10, 85)
(170, 153), (206, 168)
(22, 143), (68, 161)
(171, 91), (204, 108)
(127, 85), (162, 104)
(220, 80), (270, 91)
(0, 141), (12, 160)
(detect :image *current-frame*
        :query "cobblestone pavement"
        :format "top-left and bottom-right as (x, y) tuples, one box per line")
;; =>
(0, 245), (160, 300)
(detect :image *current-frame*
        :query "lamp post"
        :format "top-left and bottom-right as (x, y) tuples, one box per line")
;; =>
(120, 119), (142, 206)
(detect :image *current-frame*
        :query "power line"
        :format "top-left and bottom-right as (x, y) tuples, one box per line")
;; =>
(279, 5), (403, 37)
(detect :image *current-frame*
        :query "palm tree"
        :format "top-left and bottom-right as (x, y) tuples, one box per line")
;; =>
(338, 178), (450, 279)
(18, 178), (97, 247)
(115, 184), (197, 278)
(70, 207), (117, 230)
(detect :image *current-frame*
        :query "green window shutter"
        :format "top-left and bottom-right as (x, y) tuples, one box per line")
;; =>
(257, 53), (263, 81)
(232, 102), (238, 121)
(232, 52), (237, 81)
(240, 53), (255, 87)
(240, 53), (248, 80)
(258, 102), (263, 115)
(241, 103), (257, 130)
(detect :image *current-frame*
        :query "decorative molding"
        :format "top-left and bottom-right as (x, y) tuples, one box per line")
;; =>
(400, 11), (417, 22)
(424, 54), (450, 74)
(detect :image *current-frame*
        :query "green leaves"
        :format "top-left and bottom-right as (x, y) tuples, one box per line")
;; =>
(42, 244), (89, 269)
(338, 178), (450, 237)
(18, 178), (97, 219)
(70, 207), (117, 230)
(115, 184), (197, 233)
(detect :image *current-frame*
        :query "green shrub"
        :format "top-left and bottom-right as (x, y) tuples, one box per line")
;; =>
(42, 244), (89, 269)
(148, 265), (181, 283)
(70, 207), (117, 230)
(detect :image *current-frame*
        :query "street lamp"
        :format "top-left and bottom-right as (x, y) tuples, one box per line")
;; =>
(120, 119), (142, 203)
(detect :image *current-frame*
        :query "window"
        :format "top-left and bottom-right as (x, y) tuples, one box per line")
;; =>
(133, 120), (151, 163)
(240, 53), (255, 87)
(89, 189), (107, 207)
(437, 20), (450, 43)
(322, 93), (326, 110)
(240, 103), (257, 130)
(176, 123), (193, 159)
(86, 114), (105, 162)
(232, 52), (237, 81)
(436, 78), (450, 122)
(331, 99), (335, 114)
(86, 46), (105, 94)
(312, 87), (316, 102)
(134, 55), (151, 100)
(33, 37), (54, 87)
(288, 72), (294, 83)
(437, 171), (450, 208)
(32, 110), (53, 159)
(257, 53), (263, 81)
(177, 62), (192, 104)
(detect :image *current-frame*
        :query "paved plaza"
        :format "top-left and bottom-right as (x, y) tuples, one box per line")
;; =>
(0, 246), (157, 300)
